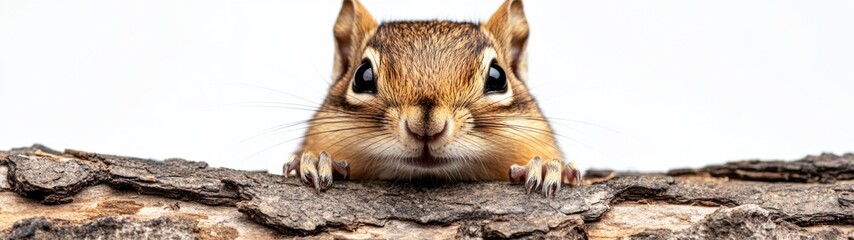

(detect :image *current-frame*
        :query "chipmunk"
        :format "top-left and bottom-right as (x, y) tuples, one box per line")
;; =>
(283, 0), (581, 198)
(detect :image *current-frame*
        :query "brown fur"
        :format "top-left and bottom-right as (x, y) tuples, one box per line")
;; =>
(299, 0), (560, 181)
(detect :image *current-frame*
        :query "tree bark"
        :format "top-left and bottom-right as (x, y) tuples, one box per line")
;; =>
(1, 144), (852, 239)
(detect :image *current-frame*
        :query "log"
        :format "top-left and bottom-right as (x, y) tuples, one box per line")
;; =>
(1, 144), (852, 239)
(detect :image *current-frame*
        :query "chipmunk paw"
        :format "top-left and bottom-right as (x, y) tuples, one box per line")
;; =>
(509, 156), (582, 198)
(283, 151), (349, 192)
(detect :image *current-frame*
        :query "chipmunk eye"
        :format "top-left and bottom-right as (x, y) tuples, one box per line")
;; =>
(352, 59), (376, 94)
(484, 60), (507, 94)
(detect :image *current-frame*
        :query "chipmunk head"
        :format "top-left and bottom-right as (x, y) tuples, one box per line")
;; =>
(302, 0), (560, 180)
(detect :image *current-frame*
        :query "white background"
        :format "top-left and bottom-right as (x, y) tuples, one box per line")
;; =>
(1, 0), (852, 173)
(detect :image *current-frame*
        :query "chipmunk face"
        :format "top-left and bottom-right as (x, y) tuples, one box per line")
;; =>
(301, 0), (560, 180)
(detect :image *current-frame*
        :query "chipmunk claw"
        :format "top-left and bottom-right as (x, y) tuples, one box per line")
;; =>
(525, 156), (543, 194)
(283, 151), (350, 192)
(562, 161), (583, 187)
(509, 156), (582, 198)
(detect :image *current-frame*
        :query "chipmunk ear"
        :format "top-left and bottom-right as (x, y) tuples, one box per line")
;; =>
(485, 0), (529, 82)
(333, 0), (378, 81)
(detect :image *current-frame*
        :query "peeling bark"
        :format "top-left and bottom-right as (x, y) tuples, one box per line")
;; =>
(668, 153), (854, 183)
(2, 145), (852, 239)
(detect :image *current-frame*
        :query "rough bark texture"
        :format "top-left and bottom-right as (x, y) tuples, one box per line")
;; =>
(1, 144), (852, 239)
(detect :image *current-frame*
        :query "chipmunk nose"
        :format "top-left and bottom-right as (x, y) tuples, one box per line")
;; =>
(405, 119), (448, 142)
